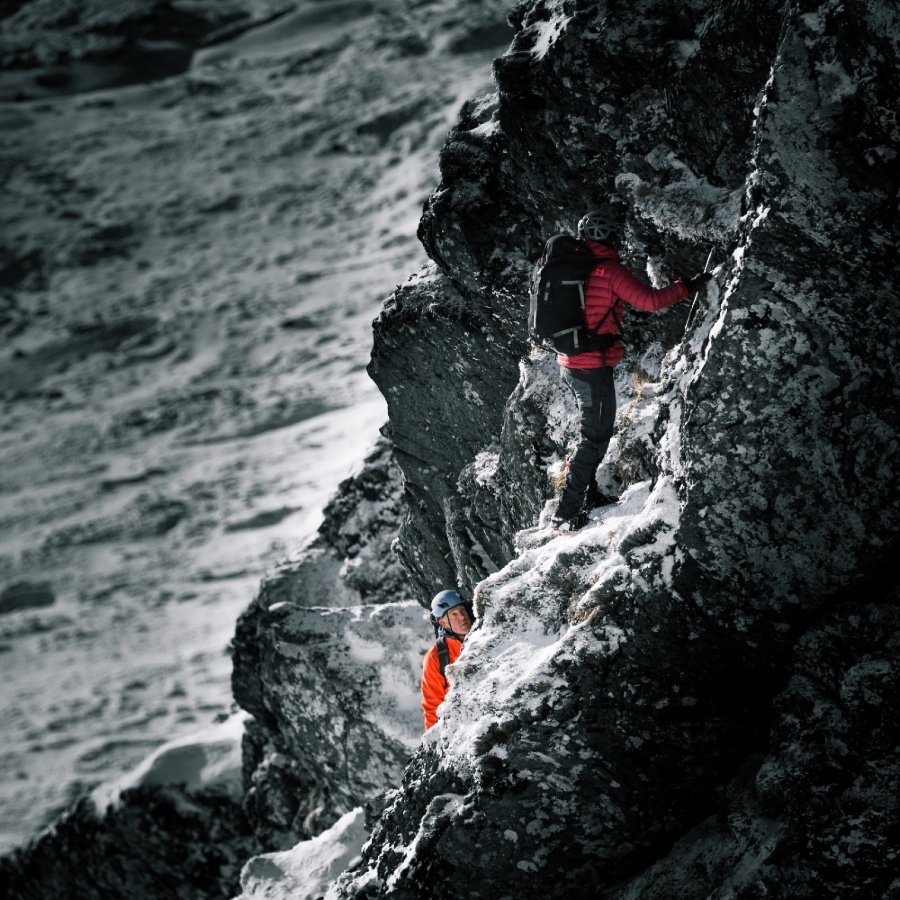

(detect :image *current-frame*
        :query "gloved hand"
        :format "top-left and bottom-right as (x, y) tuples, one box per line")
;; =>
(682, 271), (713, 294)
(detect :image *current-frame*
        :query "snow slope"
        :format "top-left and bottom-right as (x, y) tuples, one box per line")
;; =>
(0, 0), (510, 855)
(237, 807), (369, 900)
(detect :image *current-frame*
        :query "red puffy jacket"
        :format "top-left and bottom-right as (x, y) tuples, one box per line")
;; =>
(558, 241), (689, 369)
(421, 636), (462, 730)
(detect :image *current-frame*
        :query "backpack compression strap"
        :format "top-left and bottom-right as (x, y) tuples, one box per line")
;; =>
(586, 269), (624, 338)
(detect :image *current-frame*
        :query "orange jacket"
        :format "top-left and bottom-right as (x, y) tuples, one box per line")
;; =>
(421, 636), (462, 730)
(559, 241), (688, 369)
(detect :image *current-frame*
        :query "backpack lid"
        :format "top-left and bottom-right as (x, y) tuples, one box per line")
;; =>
(544, 233), (585, 260)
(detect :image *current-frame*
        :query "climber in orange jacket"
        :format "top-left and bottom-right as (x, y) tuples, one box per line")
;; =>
(421, 589), (473, 730)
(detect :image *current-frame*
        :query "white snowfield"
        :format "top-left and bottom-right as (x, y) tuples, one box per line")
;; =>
(0, 0), (507, 853)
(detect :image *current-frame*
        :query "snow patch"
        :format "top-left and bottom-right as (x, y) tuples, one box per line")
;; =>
(345, 630), (386, 664)
(472, 447), (501, 487)
(237, 807), (369, 900)
(617, 150), (742, 243)
(468, 531), (501, 574)
(675, 40), (699, 64)
(384, 794), (466, 889)
(815, 60), (858, 103)
(91, 711), (248, 812)
(522, 5), (572, 61)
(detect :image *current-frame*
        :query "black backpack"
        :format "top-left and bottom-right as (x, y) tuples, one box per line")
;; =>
(529, 234), (622, 355)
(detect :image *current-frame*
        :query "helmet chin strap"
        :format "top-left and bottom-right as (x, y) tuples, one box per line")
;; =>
(439, 623), (467, 641)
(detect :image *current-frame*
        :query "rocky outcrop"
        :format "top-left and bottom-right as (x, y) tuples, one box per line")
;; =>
(369, 263), (527, 596)
(614, 596), (900, 899)
(332, 0), (900, 897)
(0, 716), (256, 900)
(231, 437), (428, 852)
(0, 786), (256, 900)
(4, 0), (898, 897)
(236, 600), (430, 851)
(1, 436), (424, 899)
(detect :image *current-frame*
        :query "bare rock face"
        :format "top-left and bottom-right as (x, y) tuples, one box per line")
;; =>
(335, 0), (900, 897)
(369, 263), (527, 596)
(615, 597), (900, 899)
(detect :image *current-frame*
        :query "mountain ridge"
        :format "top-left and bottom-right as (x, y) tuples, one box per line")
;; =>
(2, 0), (898, 897)
(329, 0), (900, 896)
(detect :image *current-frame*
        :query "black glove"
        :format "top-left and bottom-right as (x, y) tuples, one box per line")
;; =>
(682, 271), (713, 294)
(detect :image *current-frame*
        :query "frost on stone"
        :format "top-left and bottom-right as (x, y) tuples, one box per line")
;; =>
(617, 150), (743, 245)
(331, 1), (900, 896)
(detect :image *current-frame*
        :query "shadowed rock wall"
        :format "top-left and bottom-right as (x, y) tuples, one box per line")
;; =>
(0, 787), (257, 900)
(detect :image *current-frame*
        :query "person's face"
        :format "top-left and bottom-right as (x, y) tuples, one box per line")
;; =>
(440, 604), (472, 636)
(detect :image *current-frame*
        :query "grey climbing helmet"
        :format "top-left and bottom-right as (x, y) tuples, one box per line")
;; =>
(577, 206), (621, 243)
(431, 589), (465, 619)
(430, 590), (475, 633)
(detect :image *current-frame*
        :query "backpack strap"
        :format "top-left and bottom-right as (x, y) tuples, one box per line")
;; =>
(589, 300), (622, 334)
(436, 636), (451, 682)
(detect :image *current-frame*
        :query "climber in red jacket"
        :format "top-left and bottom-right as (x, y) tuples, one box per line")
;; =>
(551, 206), (711, 534)
(421, 589), (473, 730)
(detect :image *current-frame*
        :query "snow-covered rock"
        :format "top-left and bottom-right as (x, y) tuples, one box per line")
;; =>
(331, 0), (900, 898)
(231, 436), (430, 852)
(235, 807), (368, 900)
(236, 598), (431, 846)
(0, 716), (258, 899)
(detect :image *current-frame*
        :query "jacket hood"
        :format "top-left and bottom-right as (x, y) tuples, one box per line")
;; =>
(586, 240), (620, 262)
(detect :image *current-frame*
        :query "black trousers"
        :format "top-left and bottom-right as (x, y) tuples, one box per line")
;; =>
(556, 365), (617, 520)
